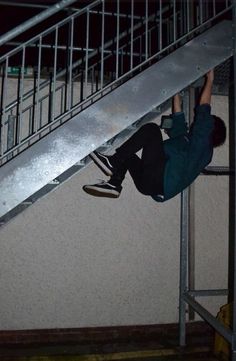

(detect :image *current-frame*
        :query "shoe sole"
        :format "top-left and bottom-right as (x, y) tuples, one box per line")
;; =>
(83, 186), (120, 198)
(90, 152), (113, 176)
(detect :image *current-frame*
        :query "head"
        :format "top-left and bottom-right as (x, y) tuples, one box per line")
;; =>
(212, 115), (226, 148)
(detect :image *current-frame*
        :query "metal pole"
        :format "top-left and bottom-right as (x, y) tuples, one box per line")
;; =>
(188, 88), (196, 321)
(159, 0), (162, 50)
(232, 1), (236, 359)
(173, 0), (177, 42)
(179, 187), (189, 347)
(0, 0), (77, 47)
(130, 0), (134, 70)
(100, 0), (105, 89)
(179, 88), (190, 346)
(85, 10), (90, 100)
(145, 0), (148, 60)
(116, 0), (120, 79)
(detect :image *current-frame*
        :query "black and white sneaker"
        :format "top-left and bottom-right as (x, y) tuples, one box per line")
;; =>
(83, 180), (122, 198)
(90, 151), (114, 176)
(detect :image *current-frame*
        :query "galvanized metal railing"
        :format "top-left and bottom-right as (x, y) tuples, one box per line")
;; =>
(0, 0), (232, 166)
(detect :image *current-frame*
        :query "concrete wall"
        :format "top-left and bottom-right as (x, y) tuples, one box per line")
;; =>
(0, 95), (229, 330)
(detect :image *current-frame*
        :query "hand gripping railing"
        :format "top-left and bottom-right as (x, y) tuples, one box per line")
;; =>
(0, 0), (232, 166)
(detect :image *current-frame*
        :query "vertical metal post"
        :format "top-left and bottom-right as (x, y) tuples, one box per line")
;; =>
(173, 0), (176, 42)
(36, 36), (42, 131)
(0, 58), (8, 156)
(130, 0), (134, 70)
(52, 26), (58, 121)
(213, 0), (216, 17)
(232, 2), (236, 359)
(159, 0), (162, 51)
(145, 0), (148, 60)
(85, 10), (90, 99)
(179, 188), (189, 346)
(116, 0), (120, 79)
(101, 0), (105, 88)
(179, 90), (190, 346)
(188, 87), (196, 321)
(199, 0), (203, 25)
(7, 115), (15, 150)
(187, 0), (190, 32)
(18, 46), (26, 145)
(68, 17), (74, 107)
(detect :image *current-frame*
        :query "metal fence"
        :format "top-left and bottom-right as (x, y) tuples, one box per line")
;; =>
(0, 0), (232, 165)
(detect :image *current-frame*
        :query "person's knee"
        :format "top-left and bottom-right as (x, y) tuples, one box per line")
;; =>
(141, 123), (161, 138)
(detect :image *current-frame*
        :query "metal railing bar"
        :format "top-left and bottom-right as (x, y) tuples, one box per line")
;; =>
(0, 0), (103, 62)
(213, 0), (216, 17)
(0, 0), (78, 47)
(130, 0), (134, 70)
(68, 17), (74, 108)
(6, 41), (150, 57)
(85, 10), (90, 99)
(116, 0), (120, 79)
(173, 0), (177, 41)
(100, 0), (105, 89)
(183, 293), (232, 343)
(145, 0), (148, 60)
(52, 26), (59, 122)
(159, 0), (162, 50)
(0, 58), (8, 156)
(0, 1), (51, 10)
(18, 46), (26, 145)
(0, 1), (145, 21)
(199, 0), (203, 24)
(35, 36), (42, 133)
(188, 289), (228, 297)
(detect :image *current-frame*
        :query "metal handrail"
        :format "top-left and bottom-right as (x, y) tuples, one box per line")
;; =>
(0, 0), (78, 47)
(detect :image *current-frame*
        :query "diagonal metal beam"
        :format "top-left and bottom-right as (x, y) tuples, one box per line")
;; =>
(0, 0), (77, 47)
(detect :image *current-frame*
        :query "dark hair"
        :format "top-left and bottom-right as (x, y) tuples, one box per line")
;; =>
(212, 115), (226, 148)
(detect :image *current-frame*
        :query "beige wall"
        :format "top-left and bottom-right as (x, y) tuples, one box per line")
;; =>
(0, 95), (229, 330)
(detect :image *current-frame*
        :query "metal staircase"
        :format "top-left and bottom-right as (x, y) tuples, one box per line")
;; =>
(0, 0), (233, 225)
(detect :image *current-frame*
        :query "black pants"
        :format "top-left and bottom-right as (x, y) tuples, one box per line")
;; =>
(110, 123), (166, 195)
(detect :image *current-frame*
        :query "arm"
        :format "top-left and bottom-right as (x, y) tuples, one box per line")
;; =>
(172, 93), (182, 113)
(199, 70), (214, 105)
(166, 93), (187, 138)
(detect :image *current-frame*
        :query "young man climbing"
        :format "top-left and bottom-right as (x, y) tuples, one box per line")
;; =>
(83, 69), (226, 202)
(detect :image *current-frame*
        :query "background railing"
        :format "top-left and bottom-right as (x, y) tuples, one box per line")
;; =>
(0, 0), (232, 166)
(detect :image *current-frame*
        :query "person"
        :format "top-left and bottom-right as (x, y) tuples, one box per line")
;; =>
(83, 69), (226, 202)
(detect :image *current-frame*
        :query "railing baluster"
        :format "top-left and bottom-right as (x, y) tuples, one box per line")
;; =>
(101, 0), (105, 88)
(85, 10), (90, 99)
(68, 17), (74, 108)
(173, 0), (177, 42)
(35, 36), (42, 132)
(199, 0), (203, 25)
(187, 0), (190, 32)
(1, 58), (8, 156)
(18, 46), (26, 145)
(159, 0), (162, 51)
(130, 0), (134, 70)
(52, 26), (58, 121)
(145, 0), (148, 60)
(116, 0), (120, 79)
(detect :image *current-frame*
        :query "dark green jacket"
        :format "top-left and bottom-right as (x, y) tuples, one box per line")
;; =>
(152, 104), (214, 202)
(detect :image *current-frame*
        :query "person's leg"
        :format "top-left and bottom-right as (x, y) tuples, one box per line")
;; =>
(110, 123), (166, 195)
(83, 123), (166, 197)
